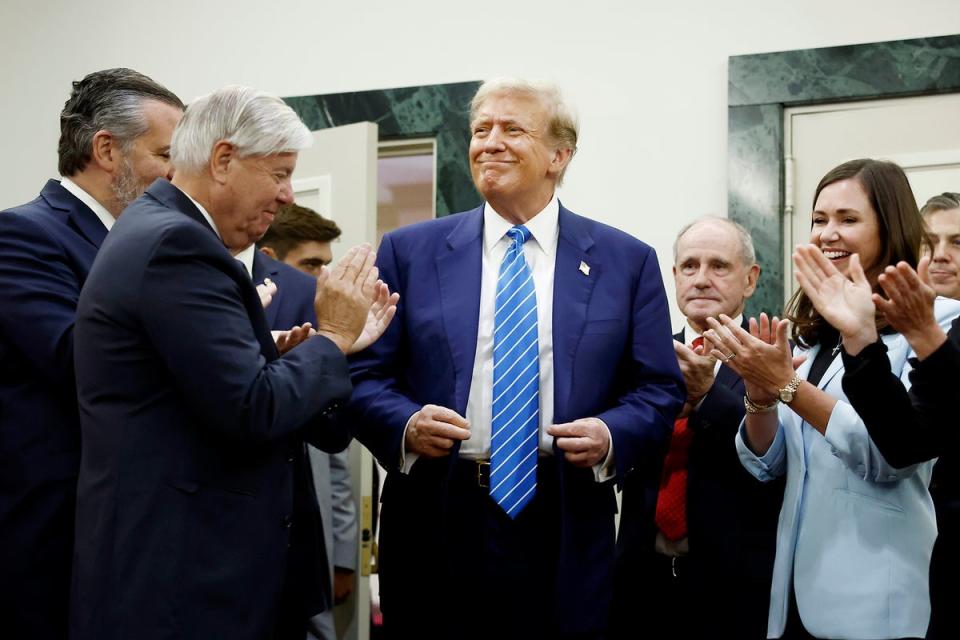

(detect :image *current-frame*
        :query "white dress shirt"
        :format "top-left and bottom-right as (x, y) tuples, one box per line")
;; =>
(402, 196), (614, 480)
(234, 244), (256, 278)
(60, 177), (115, 231)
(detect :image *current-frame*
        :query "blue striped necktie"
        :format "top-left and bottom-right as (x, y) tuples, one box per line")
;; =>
(490, 224), (539, 518)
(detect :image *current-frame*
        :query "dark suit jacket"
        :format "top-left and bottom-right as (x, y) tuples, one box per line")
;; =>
(70, 179), (352, 640)
(349, 203), (685, 632)
(0, 179), (107, 639)
(613, 324), (783, 638)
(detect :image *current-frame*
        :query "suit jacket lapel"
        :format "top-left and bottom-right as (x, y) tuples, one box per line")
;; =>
(252, 251), (282, 328)
(815, 343), (846, 390)
(435, 208), (483, 415)
(552, 205), (597, 422)
(42, 180), (108, 249)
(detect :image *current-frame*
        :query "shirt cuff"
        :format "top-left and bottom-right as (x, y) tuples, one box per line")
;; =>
(399, 410), (420, 474)
(592, 419), (616, 482)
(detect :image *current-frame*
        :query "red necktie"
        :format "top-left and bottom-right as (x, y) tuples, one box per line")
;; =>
(654, 336), (703, 541)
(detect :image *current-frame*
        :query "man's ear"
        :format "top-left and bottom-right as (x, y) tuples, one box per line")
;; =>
(90, 130), (121, 173)
(259, 246), (278, 260)
(743, 263), (761, 298)
(209, 140), (235, 185)
(549, 146), (574, 178)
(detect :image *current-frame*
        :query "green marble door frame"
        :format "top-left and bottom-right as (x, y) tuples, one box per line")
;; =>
(284, 81), (482, 218)
(728, 34), (960, 316)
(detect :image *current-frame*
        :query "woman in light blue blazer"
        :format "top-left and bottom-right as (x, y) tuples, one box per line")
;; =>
(705, 158), (960, 640)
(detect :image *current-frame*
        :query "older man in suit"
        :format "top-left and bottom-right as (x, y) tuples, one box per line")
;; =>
(70, 86), (395, 640)
(0, 68), (182, 640)
(349, 78), (684, 639)
(612, 217), (784, 639)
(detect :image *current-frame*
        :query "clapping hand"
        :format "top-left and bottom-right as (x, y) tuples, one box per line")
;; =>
(874, 257), (946, 360)
(793, 244), (876, 355)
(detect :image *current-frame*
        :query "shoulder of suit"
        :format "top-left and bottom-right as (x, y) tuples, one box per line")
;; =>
(387, 208), (477, 238)
(111, 196), (224, 258)
(560, 206), (654, 255)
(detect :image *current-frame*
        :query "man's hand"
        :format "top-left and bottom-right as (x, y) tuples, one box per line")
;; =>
(314, 245), (378, 354)
(349, 280), (399, 354)
(333, 567), (355, 605)
(547, 418), (610, 468)
(674, 339), (716, 406)
(875, 257), (947, 360)
(273, 323), (316, 355)
(405, 404), (470, 458)
(256, 278), (277, 309)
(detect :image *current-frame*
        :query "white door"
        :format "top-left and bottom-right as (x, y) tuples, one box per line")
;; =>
(292, 121), (378, 640)
(783, 93), (960, 297)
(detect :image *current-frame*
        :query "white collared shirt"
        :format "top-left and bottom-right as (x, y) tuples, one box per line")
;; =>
(234, 244), (256, 279)
(59, 177), (115, 231)
(167, 184), (222, 241)
(402, 196), (614, 480)
(461, 196), (560, 458)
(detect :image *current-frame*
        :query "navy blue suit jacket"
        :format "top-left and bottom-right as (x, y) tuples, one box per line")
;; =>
(0, 179), (107, 639)
(71, 180), (352, 640)
(349, 204), (684, 631)
(613, 325), (782, 638)
(254, 250), (318, 329)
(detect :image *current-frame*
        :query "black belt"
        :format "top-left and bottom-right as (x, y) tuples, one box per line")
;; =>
(454, 459), (492, 488)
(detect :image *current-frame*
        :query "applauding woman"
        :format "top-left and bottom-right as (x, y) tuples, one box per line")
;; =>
(704, 158), (960, 640)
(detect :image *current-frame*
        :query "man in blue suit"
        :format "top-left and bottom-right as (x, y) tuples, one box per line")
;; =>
(71, 86), (394, 640)
(349, 78), (685, 639)
(0, 68), (183, 640)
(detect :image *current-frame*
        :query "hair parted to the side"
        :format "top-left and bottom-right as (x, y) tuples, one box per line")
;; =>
(672, 216), (757, 267)
(170, 86), (312, 174)
(920, 192), (960, 217)
(470, 77), (579, 185)
(257, 203), (341, 259)
(785, 158), (924, 347)
(58, 68), (183, 176)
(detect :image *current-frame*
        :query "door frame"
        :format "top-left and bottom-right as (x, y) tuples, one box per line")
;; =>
(284, 81), (481, 218)
(727, 33), (960, 316)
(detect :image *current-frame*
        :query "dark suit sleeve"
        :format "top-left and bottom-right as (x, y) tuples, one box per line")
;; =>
(689, 375), (744, 436)
(0, 212), (80, 396)
(595, 247), (685, 480)
(841, 328), (960, 468)
(348, 233), (423, 468)
(137, 224), (352, 448)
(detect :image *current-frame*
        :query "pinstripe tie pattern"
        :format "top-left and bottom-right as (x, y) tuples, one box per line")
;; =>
(490, 225), (539, 518)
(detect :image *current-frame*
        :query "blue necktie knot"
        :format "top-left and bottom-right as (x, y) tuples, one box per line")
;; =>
(507, 225), (532, 247)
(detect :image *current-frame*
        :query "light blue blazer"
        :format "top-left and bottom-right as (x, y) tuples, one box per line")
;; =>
(737, 297), (960, 639)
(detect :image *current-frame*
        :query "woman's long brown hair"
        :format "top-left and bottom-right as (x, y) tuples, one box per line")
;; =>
(786, 159), (924, 347)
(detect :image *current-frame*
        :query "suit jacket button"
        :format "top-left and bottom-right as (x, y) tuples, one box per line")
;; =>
(281, 515), (292, 528)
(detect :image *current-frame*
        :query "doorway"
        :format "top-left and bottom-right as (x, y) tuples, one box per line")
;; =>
(783, 92), (960, 297)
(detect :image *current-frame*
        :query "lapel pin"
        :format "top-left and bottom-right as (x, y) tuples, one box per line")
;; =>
(579, 261), (590, 276)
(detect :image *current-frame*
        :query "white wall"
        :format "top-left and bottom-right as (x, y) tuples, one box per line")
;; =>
(2, 0), (958, 325)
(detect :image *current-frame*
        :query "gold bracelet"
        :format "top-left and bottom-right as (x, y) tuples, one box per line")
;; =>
(743, 393), (779, 414)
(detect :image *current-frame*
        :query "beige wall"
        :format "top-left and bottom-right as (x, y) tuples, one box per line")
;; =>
(2, 0), (958, 324)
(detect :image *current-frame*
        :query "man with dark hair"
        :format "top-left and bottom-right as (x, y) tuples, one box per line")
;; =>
(0, 68), (182, 640)
(259, 203), (343, 275)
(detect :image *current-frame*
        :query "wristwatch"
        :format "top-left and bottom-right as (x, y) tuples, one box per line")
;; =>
(777, 373), (803, 404)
